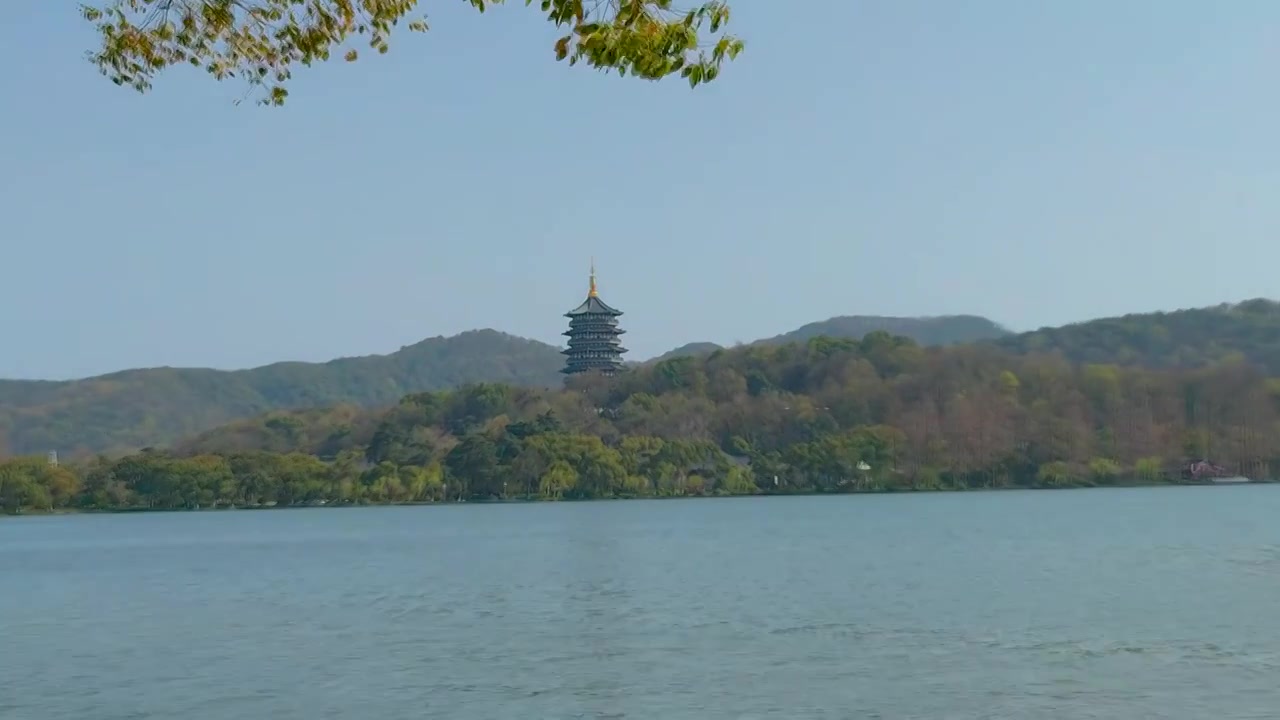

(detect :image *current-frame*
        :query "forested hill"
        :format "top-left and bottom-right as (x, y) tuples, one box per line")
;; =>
(6, 301), (1280, 458)
(993, 299), (1280, 373)
(649, 342), (725, 363)
(0, 315), (1010, 457)
(0, 331), (565, 457)
(7, 328), (1277, 514)
(761, 314), (1009, 347)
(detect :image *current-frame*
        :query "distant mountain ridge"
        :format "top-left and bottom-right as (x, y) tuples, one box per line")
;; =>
(765, 314), (1010, 346)
(648, 315), (1011, 362)
(992, 298), (1280, 372)
(0, 330), (564, 457)
(3, 301), (1279, 456)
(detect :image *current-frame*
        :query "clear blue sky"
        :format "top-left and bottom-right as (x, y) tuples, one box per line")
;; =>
(2, 1), (1277, 380)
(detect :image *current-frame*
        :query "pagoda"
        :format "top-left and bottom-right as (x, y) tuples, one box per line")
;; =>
(562, 262), (627, 376)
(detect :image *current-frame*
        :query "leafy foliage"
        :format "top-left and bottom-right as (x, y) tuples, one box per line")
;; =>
(6, 329), (1278, 514)
(80, 0), (744, 104)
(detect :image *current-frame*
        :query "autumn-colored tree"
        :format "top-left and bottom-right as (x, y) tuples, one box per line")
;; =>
(81, 0), (743, 104)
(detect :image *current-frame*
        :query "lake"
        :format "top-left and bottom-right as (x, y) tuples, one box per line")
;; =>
(3, 487), (1280, 719)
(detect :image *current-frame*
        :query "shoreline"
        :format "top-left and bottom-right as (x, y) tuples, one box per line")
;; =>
(4, 478), (1270, 517)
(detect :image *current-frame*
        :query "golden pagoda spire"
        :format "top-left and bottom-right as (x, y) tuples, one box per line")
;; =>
(588, 257), (598, 297)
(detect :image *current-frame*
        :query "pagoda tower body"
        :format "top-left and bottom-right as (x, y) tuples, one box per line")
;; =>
(562, 263), (627, 376)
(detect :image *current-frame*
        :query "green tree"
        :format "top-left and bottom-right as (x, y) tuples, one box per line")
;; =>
(717, 464), (756, 495)
(82, 0), (743, 105)
(1036, 461), (1077, 488)
(80, 455), (137, 509)
(539, 459), (576, 499)
(1134, 456), (1165, 484)
(0, 459), (56, 513)
(1087, 457), (1123, 485)
(444, 434), (502, 497)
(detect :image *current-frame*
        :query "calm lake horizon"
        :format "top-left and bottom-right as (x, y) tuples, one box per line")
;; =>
(4, 486), (1279, 719)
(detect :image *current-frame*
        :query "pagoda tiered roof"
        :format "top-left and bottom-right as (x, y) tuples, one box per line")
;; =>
(565, 295), (623, 317)
(560, 262), (627, 376)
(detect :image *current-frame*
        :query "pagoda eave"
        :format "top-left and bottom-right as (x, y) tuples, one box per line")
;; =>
(560, 343), (629, 351)
(562, 329), (626, 337)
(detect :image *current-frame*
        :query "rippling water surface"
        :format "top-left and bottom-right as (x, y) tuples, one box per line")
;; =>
(4, 487), (1280, 719)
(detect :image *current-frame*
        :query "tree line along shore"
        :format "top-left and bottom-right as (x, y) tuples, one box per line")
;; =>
(3, 332), (1277, 514)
